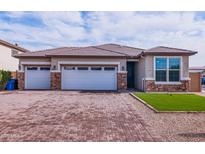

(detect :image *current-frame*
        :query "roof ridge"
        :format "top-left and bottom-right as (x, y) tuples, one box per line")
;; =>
(97, 43), (145, 51)
(119, 44), (145, 51)
(93, 46), (128, 56)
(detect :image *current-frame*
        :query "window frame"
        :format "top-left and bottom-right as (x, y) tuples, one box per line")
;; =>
(27, 67), (38, 71)
(40, 67), (50, 71)
(155, 57), (167, 82)
(63, 66), (76, 70)
(104, 67), (116, 71)
(77, 67), (89, 71)
(91, 67), (102, 71)
(154, 56), (182, 84)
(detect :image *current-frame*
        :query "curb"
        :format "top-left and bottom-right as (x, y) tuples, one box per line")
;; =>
(129, 93), (205, 114)
(129, 93), (158, 113)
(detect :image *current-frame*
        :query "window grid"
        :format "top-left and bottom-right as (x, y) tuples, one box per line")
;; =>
(155, 57), (181, 82)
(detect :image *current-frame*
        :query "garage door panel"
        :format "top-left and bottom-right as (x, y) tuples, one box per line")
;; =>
(25, 67), (51, 89)
(62, 67), (117, 90)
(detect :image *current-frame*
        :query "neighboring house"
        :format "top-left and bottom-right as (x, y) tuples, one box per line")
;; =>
(189, 66), (205, 92)
(0, 39), (29, 78)
(14, 44), (197, 91)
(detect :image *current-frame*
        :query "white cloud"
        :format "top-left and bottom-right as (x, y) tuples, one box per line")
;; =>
(0, 11), (205, 66)
(5, 11), (26, 18)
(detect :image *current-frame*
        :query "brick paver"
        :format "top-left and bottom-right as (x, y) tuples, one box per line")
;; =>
(0, 91), (161, 141)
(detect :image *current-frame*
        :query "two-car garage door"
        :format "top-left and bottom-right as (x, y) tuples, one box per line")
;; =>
(25, 65), (117, 90)
(61, 66), (117, 90)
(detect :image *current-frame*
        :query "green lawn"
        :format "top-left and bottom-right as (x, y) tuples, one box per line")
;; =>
(134, 93), (205, 111)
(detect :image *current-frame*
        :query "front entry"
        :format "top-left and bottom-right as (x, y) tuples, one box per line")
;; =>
(127, 62), (135, 88)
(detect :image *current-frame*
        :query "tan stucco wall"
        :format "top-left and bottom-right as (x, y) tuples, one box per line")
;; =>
(135, 58), (145, 91)
(144, 55), (190, 79)
(182, 56), (189, 79)
(51, 57), (127, 71)
(0, 45), (22, 71)
(19, 58), (51, 63)
(145, 56), (154, 79)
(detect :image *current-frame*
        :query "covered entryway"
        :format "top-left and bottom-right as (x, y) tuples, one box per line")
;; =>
(61, 66), (117, 90)
(25, 66), (51, 89)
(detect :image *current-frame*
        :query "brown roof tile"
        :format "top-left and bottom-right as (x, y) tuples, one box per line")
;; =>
(96, 43), (144, 57)
(15, 47), (77, 57)
(47, 46), (126, 57)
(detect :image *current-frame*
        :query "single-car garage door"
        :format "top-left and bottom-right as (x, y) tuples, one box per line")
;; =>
(61, 66), (117, 90)
(25, 66), (51, 89)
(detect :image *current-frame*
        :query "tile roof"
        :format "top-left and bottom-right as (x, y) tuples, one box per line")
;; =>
(144, 46), (197, 55)
(14, 44), (144, 58)
(15, 47), (77, 57)
(47, 46), (126, 57)
(96, 44), (144, 57)
(14, 44), (197, 58)
(0, 39), (29, 52)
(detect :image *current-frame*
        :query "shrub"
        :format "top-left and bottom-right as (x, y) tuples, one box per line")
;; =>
(0, 70), (11, 90)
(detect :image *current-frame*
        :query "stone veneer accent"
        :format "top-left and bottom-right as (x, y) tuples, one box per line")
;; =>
(17, 72), (24, 90)
(51, 72), (61, 90)
(117, 72), (127, 90)
(145, 80), (190, 92)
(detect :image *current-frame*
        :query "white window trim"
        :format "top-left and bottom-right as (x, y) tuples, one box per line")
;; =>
(153, 56), (182, 84)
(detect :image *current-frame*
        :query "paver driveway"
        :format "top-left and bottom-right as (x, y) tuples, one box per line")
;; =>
(0, 91), (160, 141)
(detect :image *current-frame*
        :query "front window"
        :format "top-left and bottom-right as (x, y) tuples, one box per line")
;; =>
(156, 58), (167, 82)
(169, 58), (180, 81)
(155, 57), (180, 82)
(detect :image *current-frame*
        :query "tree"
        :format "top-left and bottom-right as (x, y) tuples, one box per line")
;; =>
(0, 70), (11, 90)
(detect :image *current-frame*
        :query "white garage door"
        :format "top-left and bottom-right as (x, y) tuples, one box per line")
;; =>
(62, 66), (117, 90)
(25, 66), (51, 89)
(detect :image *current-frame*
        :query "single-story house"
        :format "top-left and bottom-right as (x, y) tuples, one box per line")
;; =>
(14, 44), (197, 91)
(189, 66), (205, 92)
(0, 39), (29, 78)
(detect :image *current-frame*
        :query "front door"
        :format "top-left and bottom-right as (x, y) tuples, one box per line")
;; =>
(127, 62), (135, 88)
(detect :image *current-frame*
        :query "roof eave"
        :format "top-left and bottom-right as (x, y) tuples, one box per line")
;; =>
(144, 51), (197, 56)
(0, 40), (29, 52)
(13, 55), (47, 58)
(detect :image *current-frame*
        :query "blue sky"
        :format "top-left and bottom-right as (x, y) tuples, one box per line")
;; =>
(0, 11), (205, 66)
